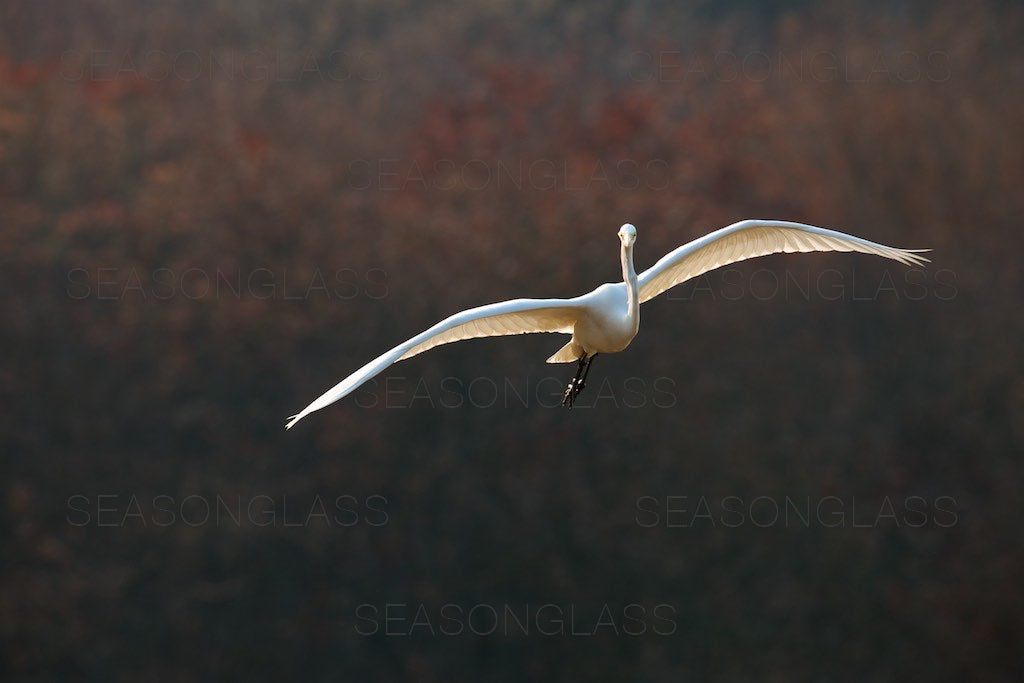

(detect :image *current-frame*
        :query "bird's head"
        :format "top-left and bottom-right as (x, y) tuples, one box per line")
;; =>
(618, 223), (637, 247)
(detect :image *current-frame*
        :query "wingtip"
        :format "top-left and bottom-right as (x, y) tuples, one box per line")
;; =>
(903, 248), (932, 265)
(284, 413), (301, 430)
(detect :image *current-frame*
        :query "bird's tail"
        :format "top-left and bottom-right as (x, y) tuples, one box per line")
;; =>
(546, 340), (583, 363)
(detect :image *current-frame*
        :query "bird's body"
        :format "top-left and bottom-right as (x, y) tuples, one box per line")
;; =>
(567, 282), (640, 355)
(286, 220), (928, 428)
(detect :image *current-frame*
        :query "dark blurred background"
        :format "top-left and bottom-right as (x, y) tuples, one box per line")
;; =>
(2, 0), (1022, 680)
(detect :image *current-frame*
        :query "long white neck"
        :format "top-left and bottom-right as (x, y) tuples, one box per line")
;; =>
(621, 242), (639, 322)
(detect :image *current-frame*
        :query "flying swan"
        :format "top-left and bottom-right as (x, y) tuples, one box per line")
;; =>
(286, 220), (928, 428)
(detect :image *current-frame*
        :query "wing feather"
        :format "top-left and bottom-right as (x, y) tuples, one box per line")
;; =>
(286, 297), (581, 428)
(638, 220), (930, 303)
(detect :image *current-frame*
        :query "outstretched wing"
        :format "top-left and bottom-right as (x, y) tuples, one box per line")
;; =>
(286, 297), (582, 428)
(638, 220), (930, 304)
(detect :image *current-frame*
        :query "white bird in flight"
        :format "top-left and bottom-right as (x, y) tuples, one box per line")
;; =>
(286, 220), (928, 428)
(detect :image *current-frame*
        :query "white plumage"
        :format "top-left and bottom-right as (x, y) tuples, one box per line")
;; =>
(286, 220), (928, 428)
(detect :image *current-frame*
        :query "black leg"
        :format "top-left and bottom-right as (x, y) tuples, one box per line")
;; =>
(562, 357), (586, 408)
(579, 353), (597, 389)
(562, 354), (596, 408)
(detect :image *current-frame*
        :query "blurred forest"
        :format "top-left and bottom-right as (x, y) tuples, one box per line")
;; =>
(2, 0), (1022, 680)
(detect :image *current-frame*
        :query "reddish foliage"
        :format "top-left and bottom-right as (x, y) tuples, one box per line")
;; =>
(0, 1), (1021, 680)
